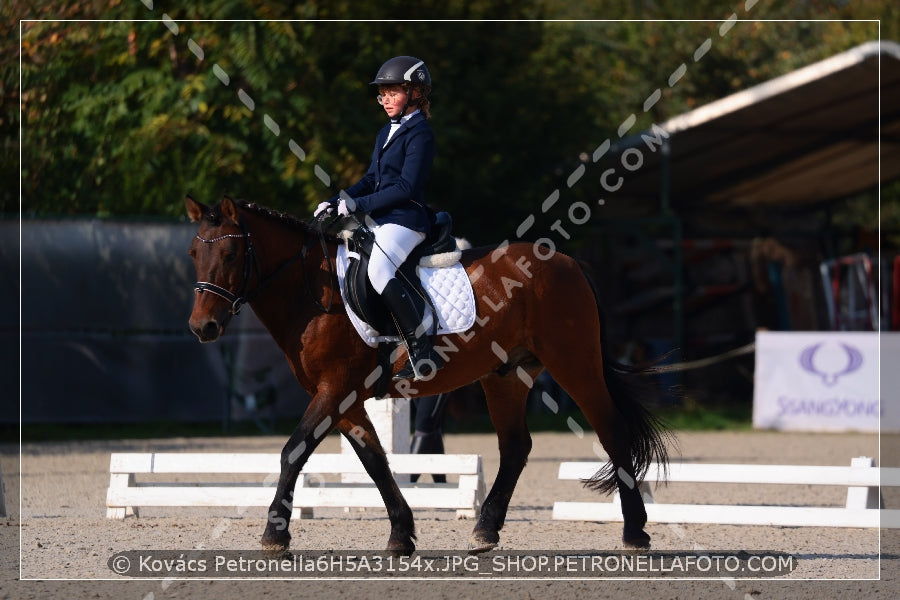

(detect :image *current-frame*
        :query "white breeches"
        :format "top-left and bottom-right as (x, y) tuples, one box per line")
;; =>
(368, 223), (426, 294)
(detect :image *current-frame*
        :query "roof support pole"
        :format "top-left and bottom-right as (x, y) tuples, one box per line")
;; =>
(659, 138), (684, 366)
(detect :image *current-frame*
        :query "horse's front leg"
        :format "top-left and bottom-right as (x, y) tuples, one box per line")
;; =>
(337, 407), (416, 555)
(260, 398), (335, 552)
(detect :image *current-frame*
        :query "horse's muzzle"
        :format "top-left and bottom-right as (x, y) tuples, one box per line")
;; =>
(189, 317), (225, 343)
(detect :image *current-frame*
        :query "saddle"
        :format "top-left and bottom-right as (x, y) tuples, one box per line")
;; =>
(342, 211), (458, 339)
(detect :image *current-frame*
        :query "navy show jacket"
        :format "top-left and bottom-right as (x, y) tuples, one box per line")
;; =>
(338, 112), (435, 234)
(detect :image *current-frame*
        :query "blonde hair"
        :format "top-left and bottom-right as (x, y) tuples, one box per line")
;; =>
(408, 83), (432, 118)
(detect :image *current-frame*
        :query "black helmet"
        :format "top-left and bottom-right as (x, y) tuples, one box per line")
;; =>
(370, 56), (431, 88)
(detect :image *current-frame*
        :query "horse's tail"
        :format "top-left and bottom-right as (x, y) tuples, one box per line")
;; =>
(577, 261), (674, 495)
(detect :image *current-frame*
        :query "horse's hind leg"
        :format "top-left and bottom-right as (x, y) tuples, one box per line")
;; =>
(336, 408), (416, 556)
(539, 353), (653, 548)
(469, 373), (534, 553)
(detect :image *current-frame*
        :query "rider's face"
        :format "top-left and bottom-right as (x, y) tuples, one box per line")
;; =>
(377, 85), (414, 119)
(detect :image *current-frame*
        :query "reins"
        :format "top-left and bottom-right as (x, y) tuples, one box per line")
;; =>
(301, 212), (340, 314)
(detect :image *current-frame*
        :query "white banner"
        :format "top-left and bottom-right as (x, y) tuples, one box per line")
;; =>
(752, 331), (896, 432)
(882, 333), (900, 433)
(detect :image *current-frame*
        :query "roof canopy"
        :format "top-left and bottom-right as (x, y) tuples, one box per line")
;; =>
(606, 40), (900, 212)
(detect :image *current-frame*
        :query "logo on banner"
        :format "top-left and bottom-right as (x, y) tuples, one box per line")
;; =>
(798, 342), (864, 387)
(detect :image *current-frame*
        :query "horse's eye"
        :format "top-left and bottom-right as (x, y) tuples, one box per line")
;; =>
(224, 250), (237, 262)
(189, 247), (197, 258)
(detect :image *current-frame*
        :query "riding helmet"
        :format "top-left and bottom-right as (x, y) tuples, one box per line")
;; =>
(370, 56), (431, 88)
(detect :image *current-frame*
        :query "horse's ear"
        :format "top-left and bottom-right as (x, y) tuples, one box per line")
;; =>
(185, 195), (207, 222)
(221, 196), (240, 225)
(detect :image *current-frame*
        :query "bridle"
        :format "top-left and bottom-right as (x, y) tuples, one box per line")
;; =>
(193, 217), (260, 315)
(193, 213), (338, 315)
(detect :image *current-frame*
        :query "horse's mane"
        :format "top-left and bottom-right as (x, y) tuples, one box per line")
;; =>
(211, 198), (340, 243)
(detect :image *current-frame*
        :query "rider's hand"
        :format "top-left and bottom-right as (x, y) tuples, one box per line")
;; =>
(314, 201), (335, 217)
(337, 193), (357, 217)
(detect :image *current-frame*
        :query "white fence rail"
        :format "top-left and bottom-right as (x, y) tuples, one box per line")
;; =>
(107, 452), (485, 520)
(552, 456), (900, 528)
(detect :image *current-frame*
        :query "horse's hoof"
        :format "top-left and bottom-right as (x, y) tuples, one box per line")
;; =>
(622, 528), (651, 550)
(261, 531), (291, 554)
(261, 542), (289, 555)
(386, 539), (415, 557)
(467, 530), (499, 554)
(261, 541), (290, 554)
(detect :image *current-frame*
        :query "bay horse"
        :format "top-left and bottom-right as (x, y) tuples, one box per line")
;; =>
(185, 195), (671, 555)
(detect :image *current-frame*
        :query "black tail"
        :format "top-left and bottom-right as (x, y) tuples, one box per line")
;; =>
(577, 262), (675, 495)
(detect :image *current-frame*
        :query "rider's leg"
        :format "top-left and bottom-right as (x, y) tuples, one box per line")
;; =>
(410, 393), (448, 482)
(367, 223), (426, 295)
(368, 224), (442, 381)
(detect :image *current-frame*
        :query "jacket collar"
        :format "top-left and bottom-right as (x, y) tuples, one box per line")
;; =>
(379, 111), (425, 151)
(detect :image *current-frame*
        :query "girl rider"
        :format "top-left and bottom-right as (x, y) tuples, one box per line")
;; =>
(316, 56), (442, 381)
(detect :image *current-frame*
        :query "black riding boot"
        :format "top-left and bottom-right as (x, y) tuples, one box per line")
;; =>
(410, 430), (446, 483)
(380, 278), (443, 381)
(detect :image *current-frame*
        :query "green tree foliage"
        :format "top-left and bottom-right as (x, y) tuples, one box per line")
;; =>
(4, 0), (895, 243)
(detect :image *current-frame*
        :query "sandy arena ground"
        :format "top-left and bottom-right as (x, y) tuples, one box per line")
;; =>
(1, 430), (897, 599)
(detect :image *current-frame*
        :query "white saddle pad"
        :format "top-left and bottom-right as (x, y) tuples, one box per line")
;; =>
(336, 245), (477, 347)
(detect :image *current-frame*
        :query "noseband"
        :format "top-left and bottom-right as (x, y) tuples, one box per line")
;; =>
(193, 213), (337, 315)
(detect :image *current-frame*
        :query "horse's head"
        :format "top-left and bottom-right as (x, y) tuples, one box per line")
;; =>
(185, 195), (254, 342)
